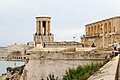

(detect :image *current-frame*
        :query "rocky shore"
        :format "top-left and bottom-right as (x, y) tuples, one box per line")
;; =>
(0, 65), (25, 80)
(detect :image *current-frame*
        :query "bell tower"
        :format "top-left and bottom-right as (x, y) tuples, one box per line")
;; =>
(34, 15), (54, 46)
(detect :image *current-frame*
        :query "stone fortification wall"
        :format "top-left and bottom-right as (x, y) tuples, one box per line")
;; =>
(81, 34), (120, 47)
(25, 57), (103, 80)
(44, 42), (85, 48)
(23, 48), (107, 80)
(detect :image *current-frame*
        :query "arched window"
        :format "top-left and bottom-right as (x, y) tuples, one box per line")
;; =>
(91, 26), (93, 35)
(94, 26), (96, 35)
(114, 27), (115, 32)
(104, 23), (107, 33)
(108, 22), (111, 33)
(100, 24), (103, 34)
(88, 27), (90, 35)
(98, 25), (100, 34)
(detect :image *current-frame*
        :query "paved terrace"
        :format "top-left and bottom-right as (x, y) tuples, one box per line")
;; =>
(88, 54), (120, 80)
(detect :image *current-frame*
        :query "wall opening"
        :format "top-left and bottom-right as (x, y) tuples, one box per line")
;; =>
(43, 21), (46, 35)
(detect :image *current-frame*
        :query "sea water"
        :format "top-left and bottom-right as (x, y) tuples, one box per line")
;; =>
(0, 60), (24, 75)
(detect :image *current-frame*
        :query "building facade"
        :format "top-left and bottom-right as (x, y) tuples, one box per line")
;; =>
(0, 44), (29, 61)
(7, 44), (29, 60)
(81, 16), (120, 47)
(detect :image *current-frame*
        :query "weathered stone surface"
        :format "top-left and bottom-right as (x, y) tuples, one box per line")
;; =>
(88, 54), (120, 80)
(23, 47), (107, 80)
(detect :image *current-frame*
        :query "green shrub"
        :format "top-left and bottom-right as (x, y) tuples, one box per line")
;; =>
(63, 62), (102, 80)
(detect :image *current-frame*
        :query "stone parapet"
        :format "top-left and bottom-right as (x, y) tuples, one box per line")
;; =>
(44, 42), (85, 48)
(88, 54), (120, 80)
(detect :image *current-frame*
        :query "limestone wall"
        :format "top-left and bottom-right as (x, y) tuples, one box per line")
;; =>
(25, 58), (103, 80)
(34, 34), (54, 44)
(44, 42), (84, 48)
(81, 33), (120, 47)
(23, 48), (106, 80)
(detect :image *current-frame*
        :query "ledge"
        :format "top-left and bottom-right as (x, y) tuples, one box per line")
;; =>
(88, 54), (120, 80)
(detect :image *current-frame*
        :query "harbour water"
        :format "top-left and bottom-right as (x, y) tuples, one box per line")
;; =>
(0, 60), (24, 75)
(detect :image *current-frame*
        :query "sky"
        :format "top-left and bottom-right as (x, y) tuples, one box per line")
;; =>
(0, 0), (120, 46)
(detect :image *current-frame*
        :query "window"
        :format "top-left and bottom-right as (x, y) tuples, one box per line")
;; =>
(91, 26), (93, 35)
(104, 23), (107, 33)
(114, 27), (115, 32)
(101, 24), (103, 34)
(88, 27), (90, 35)
(42, 21), (46, 35)
(108, 22), (111, 33)
(94, 26), (96, 35)
(98, 25), (100, 34)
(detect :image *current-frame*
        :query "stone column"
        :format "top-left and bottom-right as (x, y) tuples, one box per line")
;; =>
(85, 26), (88, 36)
(88, 26), (90, 36)
(36, 21), (39, 35)
(93, 26), (95, 35)
(107, 22), (108, 33)
(89, 26), (91, 35)
(46, 21), (49, 35)
(96, 25), (98, 35)
(39, 21), (41, 35)
(38, 21), (40, 35)
(48, 21), (50, 35)
(41, 21), (43, 35)
(101, 24), (103, 34)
